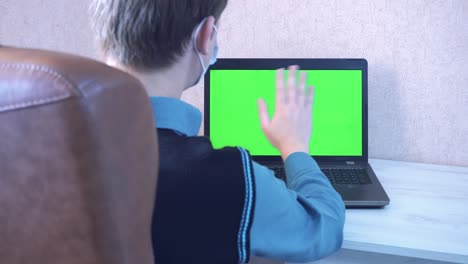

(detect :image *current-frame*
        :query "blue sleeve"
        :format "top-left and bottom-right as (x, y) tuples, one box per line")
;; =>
(249, 152), (345, 262)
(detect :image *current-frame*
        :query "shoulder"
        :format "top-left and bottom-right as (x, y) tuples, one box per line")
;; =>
(195, 147), (255, 183)
(158, 128), (253, 163)
(204, 146), (251, 164)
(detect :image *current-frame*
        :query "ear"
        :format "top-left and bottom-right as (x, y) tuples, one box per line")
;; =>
(196, 16), (216, 55)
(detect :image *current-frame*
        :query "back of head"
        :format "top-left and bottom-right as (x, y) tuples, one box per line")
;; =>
(90, 0), (228, 71)
(0, 47), (158, 264)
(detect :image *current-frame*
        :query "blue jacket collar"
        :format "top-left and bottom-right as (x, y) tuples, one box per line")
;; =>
(150, 97), (202, 136)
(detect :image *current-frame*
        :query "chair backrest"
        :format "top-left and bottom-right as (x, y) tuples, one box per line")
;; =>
(0, 47), (158, 264)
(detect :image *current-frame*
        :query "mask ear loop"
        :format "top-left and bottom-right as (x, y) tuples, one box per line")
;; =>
(193, 17), (209, 71)
(210, 25), (219, 65)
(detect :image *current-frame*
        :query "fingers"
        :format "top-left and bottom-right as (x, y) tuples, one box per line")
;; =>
(287, 65), (299, 103)
(275, 68), (285, 106)
(306, 85), (315, 107)
(277, 65), (309, 106)
(257, 98), (271, 130)
(299, 71), (307, 105)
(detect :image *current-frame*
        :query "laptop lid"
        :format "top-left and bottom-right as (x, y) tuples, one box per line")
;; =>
(204, 58), (368, 163)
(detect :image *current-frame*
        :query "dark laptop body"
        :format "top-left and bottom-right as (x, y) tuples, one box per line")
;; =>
(204, 58), (390, 208)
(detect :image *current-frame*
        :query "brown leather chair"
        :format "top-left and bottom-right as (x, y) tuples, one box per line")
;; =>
(0, 47), (158, 264)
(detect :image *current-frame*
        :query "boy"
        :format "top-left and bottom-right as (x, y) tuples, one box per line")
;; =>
(90, 1), (345, 263)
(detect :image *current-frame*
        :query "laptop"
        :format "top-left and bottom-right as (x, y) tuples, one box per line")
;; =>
(204, 58), (390, 208)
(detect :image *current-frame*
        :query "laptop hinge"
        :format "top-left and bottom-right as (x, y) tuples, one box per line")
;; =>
(346, 161), (355, 165)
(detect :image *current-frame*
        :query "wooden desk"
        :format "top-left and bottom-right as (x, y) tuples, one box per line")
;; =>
(254, 159), (468, 264)
(336, 159), (468, 263)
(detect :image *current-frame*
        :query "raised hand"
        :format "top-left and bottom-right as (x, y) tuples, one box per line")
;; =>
(257, 65), (314, 160)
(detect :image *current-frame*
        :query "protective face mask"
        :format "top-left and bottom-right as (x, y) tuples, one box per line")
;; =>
(191, 18), (219, 86)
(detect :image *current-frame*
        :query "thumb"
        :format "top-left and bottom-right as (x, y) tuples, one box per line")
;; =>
(257, 98), (270, 131)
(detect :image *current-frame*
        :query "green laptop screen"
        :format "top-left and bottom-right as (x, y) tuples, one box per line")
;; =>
(209, 70), (362, 156)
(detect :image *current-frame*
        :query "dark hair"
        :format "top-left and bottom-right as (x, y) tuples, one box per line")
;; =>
(90, 0), (228, 71)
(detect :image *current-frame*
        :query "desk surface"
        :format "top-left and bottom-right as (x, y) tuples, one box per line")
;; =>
(342, 159), (468, 263)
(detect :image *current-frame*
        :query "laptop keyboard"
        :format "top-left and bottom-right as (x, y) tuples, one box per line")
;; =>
(268, 166), (372, 185)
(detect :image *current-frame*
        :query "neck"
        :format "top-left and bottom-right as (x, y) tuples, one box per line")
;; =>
(106, 54), (199, 99)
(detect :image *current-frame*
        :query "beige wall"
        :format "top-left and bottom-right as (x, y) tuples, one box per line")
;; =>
(1, 0), (467, 166)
